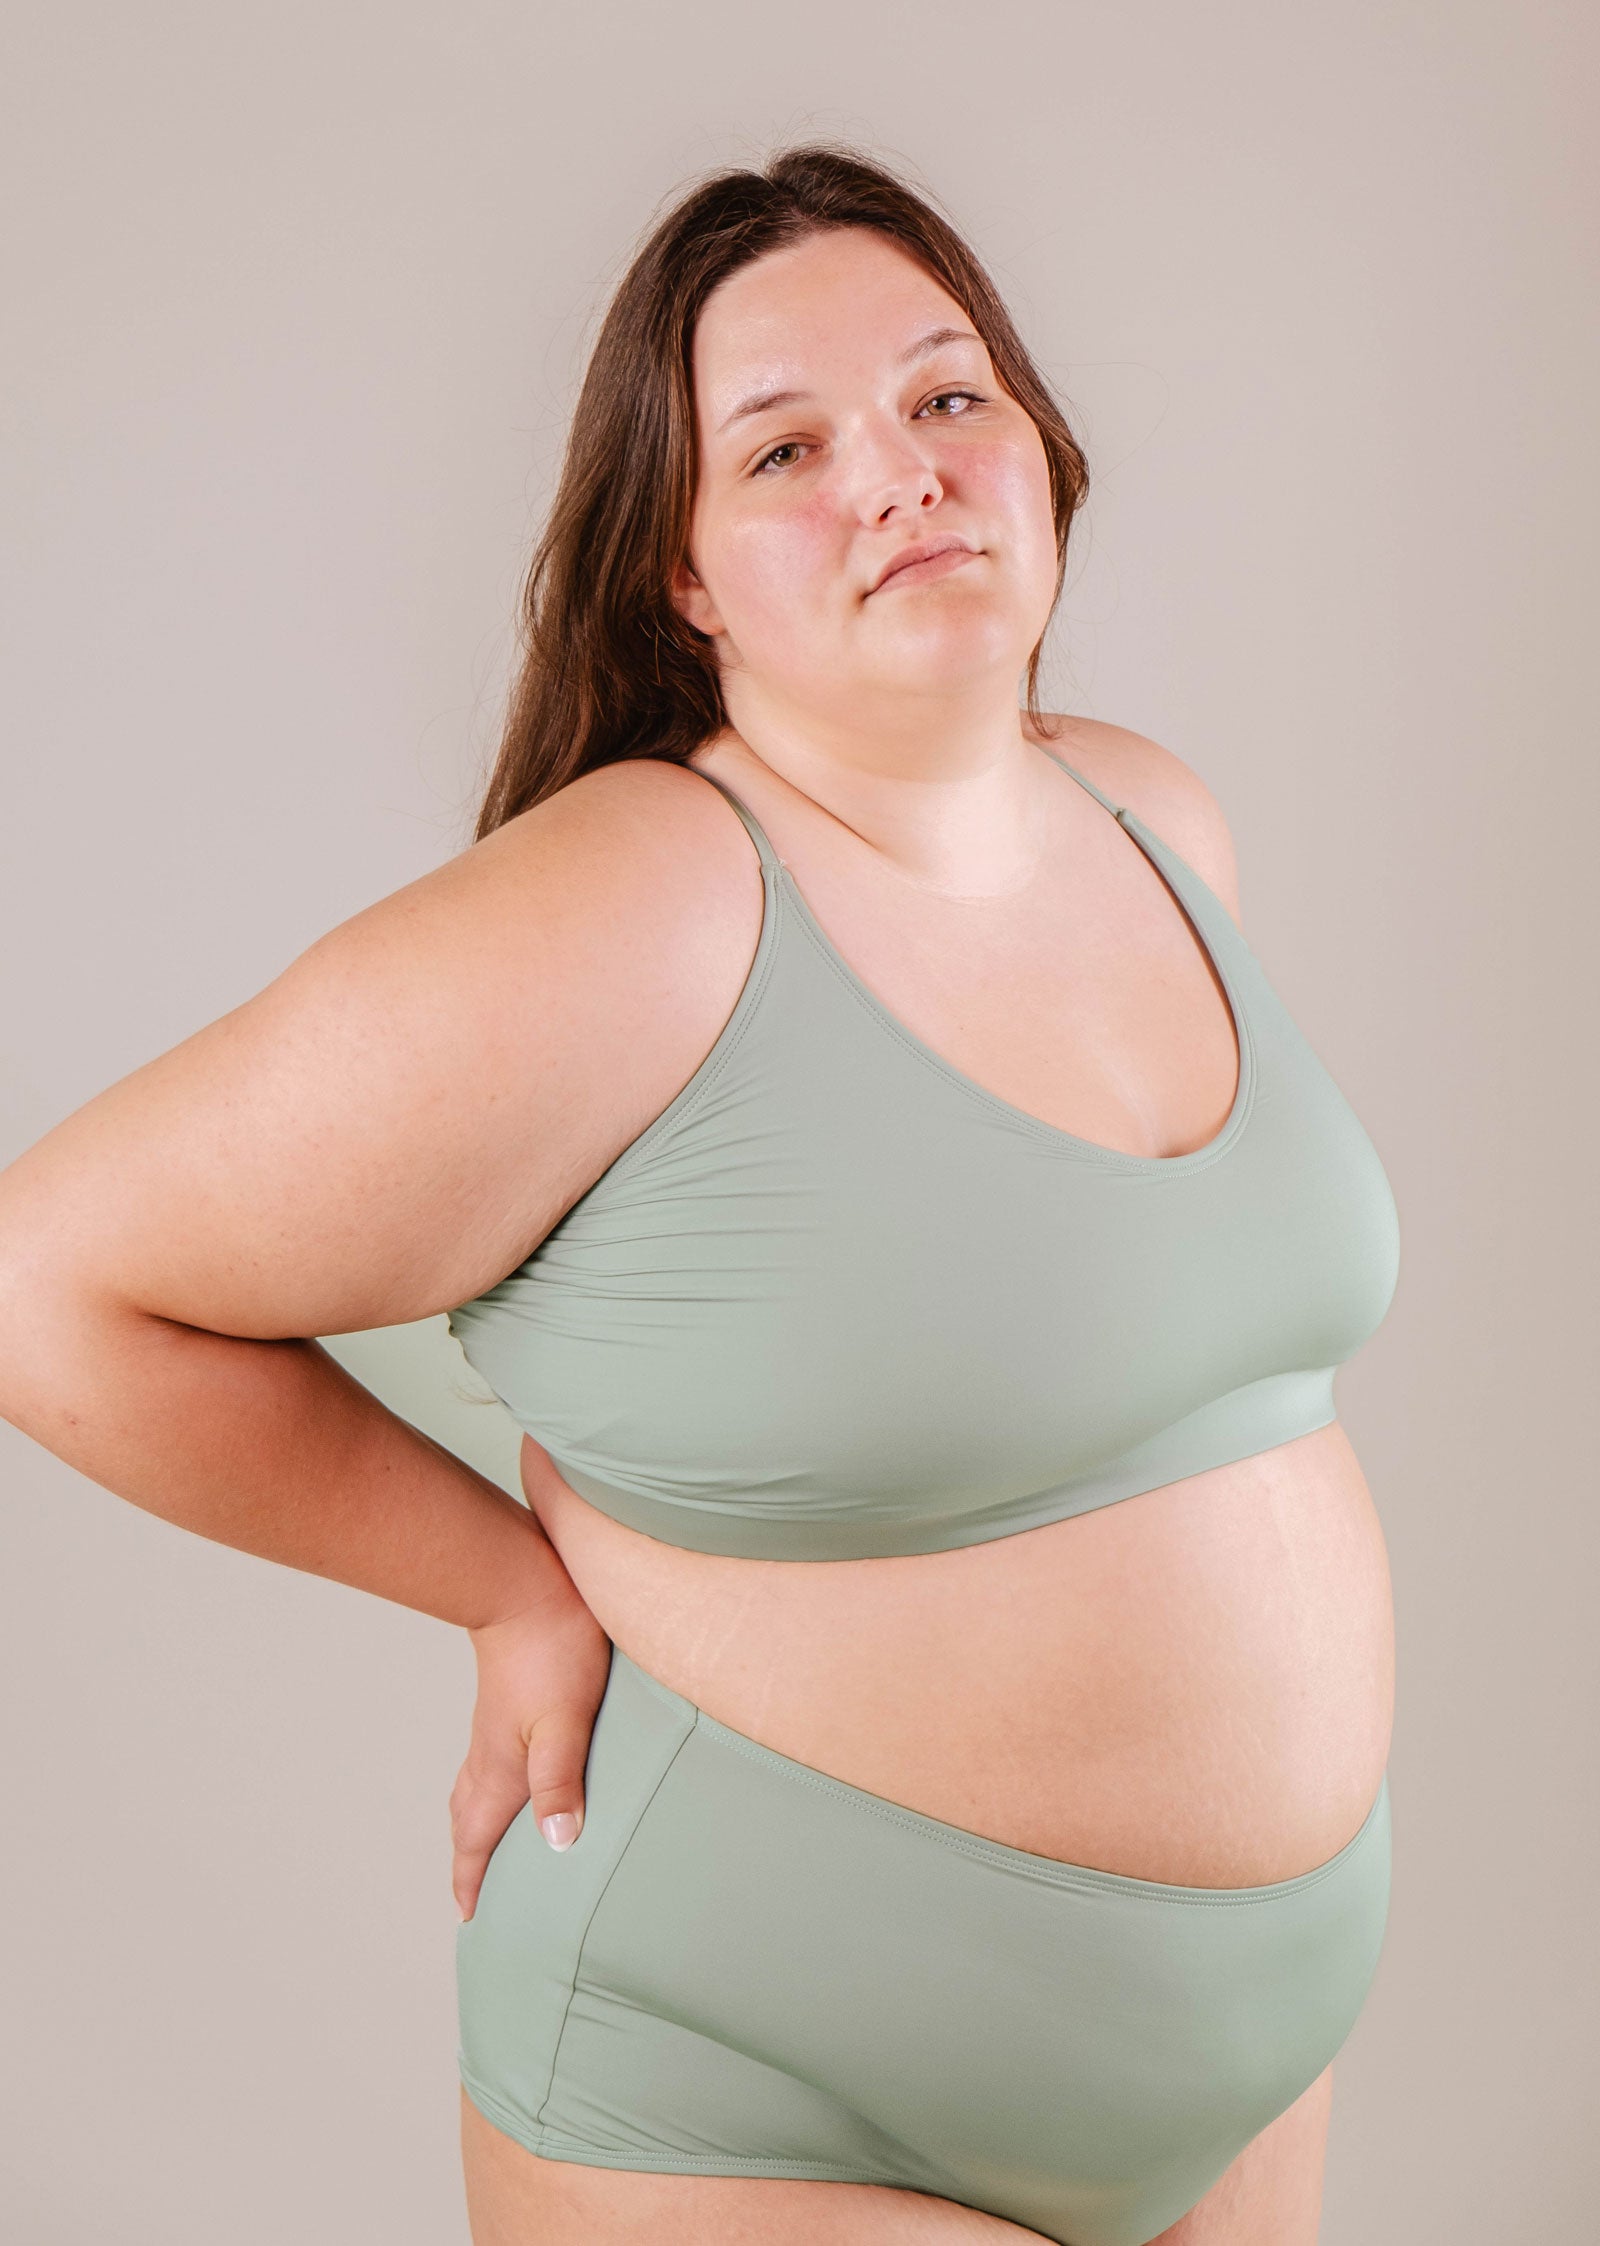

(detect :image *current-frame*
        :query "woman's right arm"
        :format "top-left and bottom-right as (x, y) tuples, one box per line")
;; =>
(0, 754), (759, 1898)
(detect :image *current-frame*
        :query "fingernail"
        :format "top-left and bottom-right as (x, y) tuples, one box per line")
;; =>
(540, 1812), (580, 1851)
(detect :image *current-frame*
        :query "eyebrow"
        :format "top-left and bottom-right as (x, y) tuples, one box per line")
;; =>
(713, 324), (985, 435)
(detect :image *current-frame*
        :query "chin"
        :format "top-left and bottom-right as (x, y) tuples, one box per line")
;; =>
(875, 616), (1030, 686)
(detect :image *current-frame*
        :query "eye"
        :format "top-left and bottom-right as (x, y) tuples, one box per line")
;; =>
(753, 439), (805, 476)
(918, 388), (985, 418)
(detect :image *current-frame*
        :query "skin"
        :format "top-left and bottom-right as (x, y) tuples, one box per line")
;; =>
(0, 226), (1381, 2242)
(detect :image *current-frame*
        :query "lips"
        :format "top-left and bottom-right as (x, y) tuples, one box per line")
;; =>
(869, 535), (976, 593)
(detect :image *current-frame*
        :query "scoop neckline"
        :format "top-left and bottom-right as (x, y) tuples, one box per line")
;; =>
(759, 753), (1258, 1175)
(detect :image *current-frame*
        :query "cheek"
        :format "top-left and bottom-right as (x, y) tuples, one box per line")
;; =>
(721, 496), (842, 632)
(968, 435), (1052, 526)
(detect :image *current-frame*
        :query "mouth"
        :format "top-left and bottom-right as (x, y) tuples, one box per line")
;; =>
(868, 536), (978, 594)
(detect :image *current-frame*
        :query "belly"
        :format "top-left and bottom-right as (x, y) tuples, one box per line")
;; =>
(519, 1419), (1394, 1888)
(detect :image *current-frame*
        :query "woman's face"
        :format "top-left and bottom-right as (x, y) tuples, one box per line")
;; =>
(673, 228), (1060, 730)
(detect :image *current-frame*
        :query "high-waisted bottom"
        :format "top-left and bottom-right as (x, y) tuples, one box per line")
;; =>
(456, 1640), (1393, 2246)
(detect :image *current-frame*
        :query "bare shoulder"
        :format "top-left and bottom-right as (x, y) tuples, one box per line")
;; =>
(1029, 713), (1243, 929)
(0, 755), (765, 1341)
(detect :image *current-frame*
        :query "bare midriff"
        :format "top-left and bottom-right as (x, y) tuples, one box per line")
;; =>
(522, 1422), (1394, 1891)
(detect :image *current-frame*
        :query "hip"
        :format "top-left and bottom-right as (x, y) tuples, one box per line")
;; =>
(457, 1636), (1394, 2246)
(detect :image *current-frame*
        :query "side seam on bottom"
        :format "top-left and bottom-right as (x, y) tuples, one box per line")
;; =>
(531, 1717), (697, 2135)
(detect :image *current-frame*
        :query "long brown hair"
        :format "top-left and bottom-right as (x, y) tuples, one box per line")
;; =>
(468, 141), (1091, 843)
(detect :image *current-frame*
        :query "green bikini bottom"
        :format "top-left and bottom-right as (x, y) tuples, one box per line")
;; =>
(456, 1640), (1392, 2246)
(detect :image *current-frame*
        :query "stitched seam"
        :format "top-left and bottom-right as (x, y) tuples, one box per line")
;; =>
(696, 1715), (1385, 1908)
(532, 1722), (697, 2131)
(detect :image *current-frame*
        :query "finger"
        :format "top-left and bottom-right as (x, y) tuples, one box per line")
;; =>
(523, 1703), (592, 1852)
(450, 1777), (527, 1922)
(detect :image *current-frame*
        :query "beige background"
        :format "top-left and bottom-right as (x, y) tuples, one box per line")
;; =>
(3, 3), (1596, 2238)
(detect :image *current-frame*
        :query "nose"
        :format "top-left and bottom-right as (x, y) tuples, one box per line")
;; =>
(843, 416), (945, 523)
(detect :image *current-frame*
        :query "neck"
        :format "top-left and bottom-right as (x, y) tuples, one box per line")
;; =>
(710, 673), (1060, 902)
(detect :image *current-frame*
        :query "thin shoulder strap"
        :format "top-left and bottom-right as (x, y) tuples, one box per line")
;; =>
(1036, 743), (1125, 819)
(687, 763), (784, 873)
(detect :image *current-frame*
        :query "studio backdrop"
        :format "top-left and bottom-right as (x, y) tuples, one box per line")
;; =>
(2, 4), (1595, 2240)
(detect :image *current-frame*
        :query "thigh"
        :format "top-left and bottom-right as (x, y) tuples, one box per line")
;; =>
(1146, 2065), (1334, 2246)
(460, 2089), (1052, 2244)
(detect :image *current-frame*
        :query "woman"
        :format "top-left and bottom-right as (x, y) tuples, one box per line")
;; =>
(0, 145), (1401, 2246)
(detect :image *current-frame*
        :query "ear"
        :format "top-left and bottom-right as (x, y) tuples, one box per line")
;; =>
(670, 556), (724, 639)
